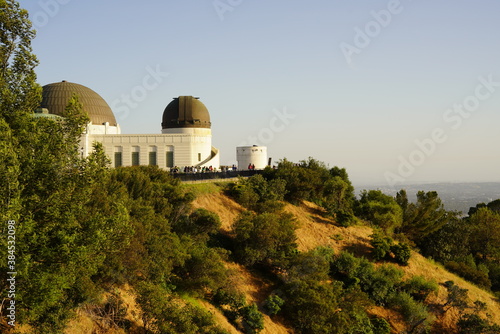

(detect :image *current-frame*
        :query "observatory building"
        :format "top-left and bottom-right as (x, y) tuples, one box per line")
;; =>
(38, 81), (220, 169)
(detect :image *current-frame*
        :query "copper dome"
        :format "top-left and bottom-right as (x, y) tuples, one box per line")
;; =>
(162, 96), (211, 129)
(40, 81), (117, 126)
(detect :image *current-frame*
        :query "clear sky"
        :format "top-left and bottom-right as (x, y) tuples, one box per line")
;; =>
(18, 0), (500, 186)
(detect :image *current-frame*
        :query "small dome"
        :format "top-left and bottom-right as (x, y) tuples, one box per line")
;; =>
(162, 96), (211, 129)
(40, 81), (117, 126)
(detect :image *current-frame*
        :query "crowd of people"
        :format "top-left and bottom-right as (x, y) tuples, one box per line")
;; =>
(170, 164), (242, 174)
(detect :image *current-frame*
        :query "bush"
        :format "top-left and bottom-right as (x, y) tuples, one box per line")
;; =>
(370, 317), (391, 334)
(240, 303), (264, 334)
(264, 295), (284, 315)
(370, 231), (393, 261)
(233, 211), (298, 267)
(457, 313), (500, 334)
(389, 292), (434, 334)
(390, 243), (412, 265)
(402, 276), (438, 302)
(445, 261), (492, 289)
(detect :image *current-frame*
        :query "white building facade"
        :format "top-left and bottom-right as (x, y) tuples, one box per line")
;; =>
(41, 81), (219, 170)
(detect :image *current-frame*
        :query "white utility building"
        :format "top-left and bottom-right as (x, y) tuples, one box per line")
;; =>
(237, 145), (268, 170)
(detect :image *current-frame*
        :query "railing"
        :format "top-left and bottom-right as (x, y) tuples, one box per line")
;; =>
(172, 170), (263, 182)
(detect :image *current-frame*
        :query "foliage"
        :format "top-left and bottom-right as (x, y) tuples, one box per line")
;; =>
(370, 317), (391, 334)
(240, 303), (264, 334)
(0, 0), (41, 124)
(402, 276), (438, 302)
(356, 190), (403, 235)
(369, 231), (412, 265)
(444, 260), (491, 289)
(388, 292), (434, 334)
(262, 158), (357, 225)
(370, 230), (393, 261)
(264, 294), (284, 316)
(396, 190), (452, 245)
(137, 282), (229, 334)
(420, 205), (500, 293)
(233, 211), (298, 267)
(226, 174), (286, 213)
(443, 281), (469, 313)
(457, 313), (500, 334)
(468, 207), (500, 263)
(390, 243), (412, 266)
(468, 198), (500, 216)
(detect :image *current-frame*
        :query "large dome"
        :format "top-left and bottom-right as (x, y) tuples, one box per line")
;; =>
(40, 81), (117, 126)
(162, 96), (211, 129)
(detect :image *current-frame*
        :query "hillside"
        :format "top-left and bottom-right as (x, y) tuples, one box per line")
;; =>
(52, 183), (500, 333)
(191, 186), (500, 333)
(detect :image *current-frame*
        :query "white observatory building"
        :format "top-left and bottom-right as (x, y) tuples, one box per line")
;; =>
(38, 81), (220, 169)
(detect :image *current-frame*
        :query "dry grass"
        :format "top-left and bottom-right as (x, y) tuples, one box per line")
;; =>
(191, 190), (245, 232)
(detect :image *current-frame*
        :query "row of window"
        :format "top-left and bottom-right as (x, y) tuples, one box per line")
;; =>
(113, 146), (202, 168)
(114, 148), (174, 168)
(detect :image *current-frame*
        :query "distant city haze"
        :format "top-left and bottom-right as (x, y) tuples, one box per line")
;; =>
(19, 0), (500, 185)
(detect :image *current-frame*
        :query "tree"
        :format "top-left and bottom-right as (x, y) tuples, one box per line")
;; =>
(356, 190), (403, 235)
(396, 190), (451, 245)
(0, 0), (41, 125)
(468, 207), (500, 263)
(322, 167), (356, 225)
(233, 211), (298, 266)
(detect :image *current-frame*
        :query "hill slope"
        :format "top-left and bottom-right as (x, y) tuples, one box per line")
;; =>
(192, 188), (500, 333)
(58, 185), (499, 334)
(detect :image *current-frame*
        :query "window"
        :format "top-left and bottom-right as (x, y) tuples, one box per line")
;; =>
(132, 152), (140, 166)
(166, 152), (174, 168)
(198, 153), (201, 162)
(149, 152), (157, 166)
(166, 146), (174, 168)
(131, 146), (140, 166)
(114, 146), (123, 167)
(114, 152), (122, 167)
(149, 146), (157, 166)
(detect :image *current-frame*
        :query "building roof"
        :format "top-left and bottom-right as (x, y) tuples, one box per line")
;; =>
(162, 96), (211, 129)
(40, 81), (117, 126)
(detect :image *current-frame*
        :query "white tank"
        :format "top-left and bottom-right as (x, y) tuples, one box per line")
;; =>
(237, 146), (268, 170)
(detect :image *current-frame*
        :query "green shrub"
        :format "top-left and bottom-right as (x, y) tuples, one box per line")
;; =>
(390, 243), (412, 265)
(264, 295), (284, 315)
(240, 303), (265, 334)
(445, 261), (492, 289)
(389, 292), (434, 334)
(233, 211), (298, 267)
(370, 317), (391, 334)
(370, 231), (393, 261)
(402, 276), (438, 302)
(457, 313), (500, 334)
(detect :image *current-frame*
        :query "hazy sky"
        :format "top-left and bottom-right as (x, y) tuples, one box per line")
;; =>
(18, 0), (500, 186)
